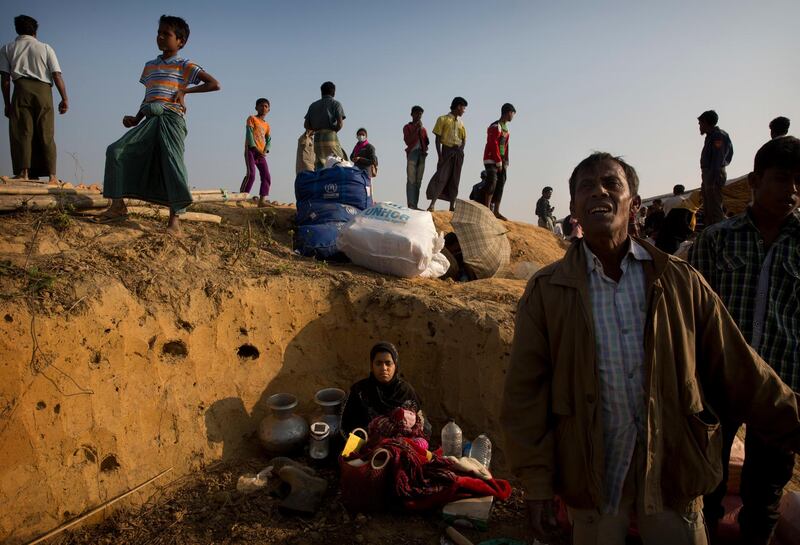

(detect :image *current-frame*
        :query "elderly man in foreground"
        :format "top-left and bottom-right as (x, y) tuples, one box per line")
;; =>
(501, 151), (800, 545)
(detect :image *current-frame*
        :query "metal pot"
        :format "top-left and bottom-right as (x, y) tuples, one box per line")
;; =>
(314, 387), (345, 438)
(258, 393), (308, 455)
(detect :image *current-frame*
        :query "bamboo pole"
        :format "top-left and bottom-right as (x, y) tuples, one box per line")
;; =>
(189, 189), (232, 195)
(127, 207), (222, 224)
(182, 192), (250, 203)
(24, 467), (173, 545)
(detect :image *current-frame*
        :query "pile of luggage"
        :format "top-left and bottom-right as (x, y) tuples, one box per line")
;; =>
(293, 166), (372, 260)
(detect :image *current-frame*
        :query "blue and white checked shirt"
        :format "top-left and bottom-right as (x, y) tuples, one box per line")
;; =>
(583, 239), (651, 514)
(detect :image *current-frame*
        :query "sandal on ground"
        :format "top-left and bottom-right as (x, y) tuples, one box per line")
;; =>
(94, 210), (129, 224)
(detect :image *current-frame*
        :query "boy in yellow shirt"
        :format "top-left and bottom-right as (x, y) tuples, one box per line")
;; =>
(426, 97), (467, 211)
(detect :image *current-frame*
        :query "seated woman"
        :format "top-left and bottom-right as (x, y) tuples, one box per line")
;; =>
(349, 127), (378, 178)
(340, 341), (425, 437)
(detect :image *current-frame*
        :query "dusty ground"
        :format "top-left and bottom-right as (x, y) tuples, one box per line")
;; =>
(3, 200), (797, 545)
(0, 201), (565, 545)
(56, 455), (534, 545)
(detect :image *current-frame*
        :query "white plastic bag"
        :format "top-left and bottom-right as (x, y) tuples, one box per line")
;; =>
(420, 252), (450, 278)
(337, 202), (447, 278)
(325, 155), (353, 169)
(236, 466), (272, 494)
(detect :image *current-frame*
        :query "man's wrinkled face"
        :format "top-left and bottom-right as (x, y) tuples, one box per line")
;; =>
(571, 159), (636, 240)
(750, 167), (800, 219)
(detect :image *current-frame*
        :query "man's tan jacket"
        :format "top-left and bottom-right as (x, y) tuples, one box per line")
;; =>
(501, 238), (800, 514)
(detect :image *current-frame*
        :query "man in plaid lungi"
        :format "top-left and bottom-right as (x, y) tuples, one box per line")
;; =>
(691, 136), (800, 545)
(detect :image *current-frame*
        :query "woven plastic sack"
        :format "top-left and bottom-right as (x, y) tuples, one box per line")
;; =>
(296, 201), (360, 226)
(337, 203), (446, 278)
(294, 166), (372, 209)
(294, 223), (346, 259)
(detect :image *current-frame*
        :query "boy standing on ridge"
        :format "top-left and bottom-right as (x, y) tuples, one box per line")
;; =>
(240, 98), (272, 207)
(697, 110), (733, 226)
(426, 97), (467, 212)
(100, 15), (220, 233)
(535, 186), (554, 231)
(403, 105), (429, 209)
(482, 103), (516, 220)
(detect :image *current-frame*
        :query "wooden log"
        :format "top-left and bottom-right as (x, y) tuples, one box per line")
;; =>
(0, 186), (102, 196)
(0, 192), (249, 212)
(0, 194), (109, 211)
(0, 176), (51, 186)
(127, 206), (222, 224)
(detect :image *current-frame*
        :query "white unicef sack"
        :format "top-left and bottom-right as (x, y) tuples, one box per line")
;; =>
(337, 203), (446, 278)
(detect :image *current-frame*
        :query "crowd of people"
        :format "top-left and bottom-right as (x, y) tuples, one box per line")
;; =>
(1, 14), (521, 230)
(3, 12), (800, 545)
(503, 141), (800, 545)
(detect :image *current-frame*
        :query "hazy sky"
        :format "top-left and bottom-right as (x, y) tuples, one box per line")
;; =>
(1, 0), (797, 222)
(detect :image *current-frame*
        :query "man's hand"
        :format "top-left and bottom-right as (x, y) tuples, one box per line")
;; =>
(526, 499), (562, 543)
(174, 89), (186, 108)
(4, 104), (9, 118)
(123, 115), (140, 128)
(58, 99), (68, 114)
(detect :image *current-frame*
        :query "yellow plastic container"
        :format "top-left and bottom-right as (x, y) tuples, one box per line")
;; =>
(341, 427), (368, 457)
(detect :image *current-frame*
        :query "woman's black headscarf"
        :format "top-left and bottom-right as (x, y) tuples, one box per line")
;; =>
(340, 342), (421, 435)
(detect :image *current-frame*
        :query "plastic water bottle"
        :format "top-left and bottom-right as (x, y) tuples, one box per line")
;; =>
(468, 434), (492, 468)
(441, 419), (463, 457)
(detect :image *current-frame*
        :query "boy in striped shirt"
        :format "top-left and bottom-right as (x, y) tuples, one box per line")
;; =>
(101, 15), (220, 234)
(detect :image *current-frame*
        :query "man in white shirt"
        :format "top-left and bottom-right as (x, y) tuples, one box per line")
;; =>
(0, 15), (68, 183)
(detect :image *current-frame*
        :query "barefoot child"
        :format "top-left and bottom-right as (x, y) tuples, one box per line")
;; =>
(100, 15), (220, 233)
(239, 98), (272, 207)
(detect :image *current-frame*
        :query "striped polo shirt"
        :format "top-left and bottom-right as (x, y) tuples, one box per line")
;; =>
(139, 55), (203, 115)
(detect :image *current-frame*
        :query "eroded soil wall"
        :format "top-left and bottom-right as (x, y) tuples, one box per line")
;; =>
(0, 275), (518, 544)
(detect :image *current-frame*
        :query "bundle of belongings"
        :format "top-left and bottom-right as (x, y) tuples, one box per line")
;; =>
(294, 157), (372, 259)
(337, 202), (450, 278)
(339, 407), (511, 515)
(443, 199), (511, 281)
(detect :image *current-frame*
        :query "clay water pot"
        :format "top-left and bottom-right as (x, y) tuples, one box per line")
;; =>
(258, 393), (308, 455)
(314, 387), (346, 438)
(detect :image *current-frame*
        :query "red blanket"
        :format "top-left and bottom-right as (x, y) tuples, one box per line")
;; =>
(368, 438), (511, 511)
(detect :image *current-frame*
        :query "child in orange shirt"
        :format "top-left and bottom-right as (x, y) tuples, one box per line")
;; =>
(240, 98), (271, 206)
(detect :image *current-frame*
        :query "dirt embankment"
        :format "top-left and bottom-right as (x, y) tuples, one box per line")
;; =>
(0, 203), (566, 544)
